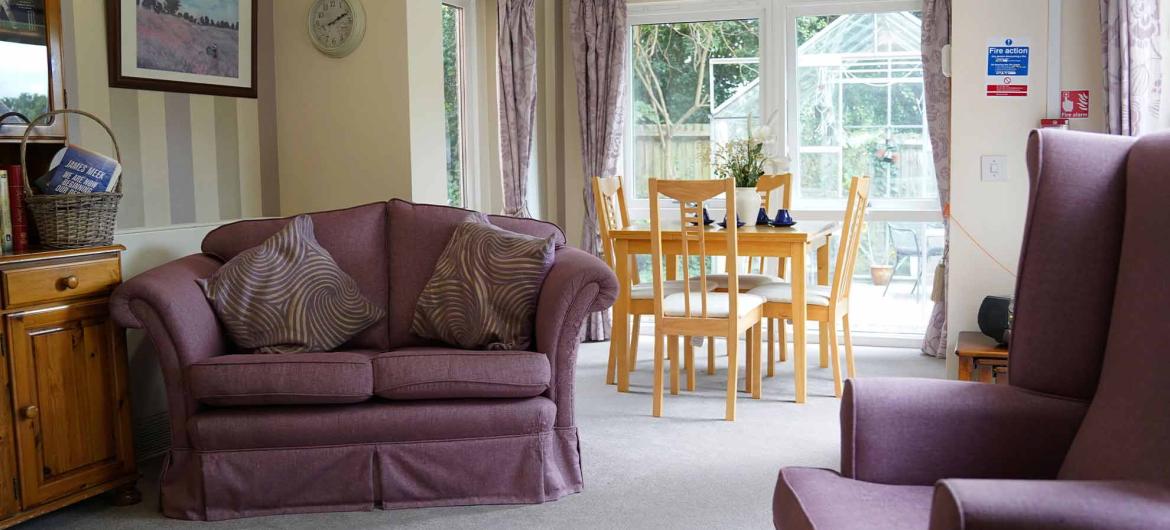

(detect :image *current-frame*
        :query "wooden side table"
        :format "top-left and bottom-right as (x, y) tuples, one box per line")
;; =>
(956, 331), (1009, 383)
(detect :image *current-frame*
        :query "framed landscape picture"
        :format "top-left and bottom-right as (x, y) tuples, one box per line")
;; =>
(106, 0), (257, 98)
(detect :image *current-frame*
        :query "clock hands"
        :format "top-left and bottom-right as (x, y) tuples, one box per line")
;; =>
(326, 12), (350, 27)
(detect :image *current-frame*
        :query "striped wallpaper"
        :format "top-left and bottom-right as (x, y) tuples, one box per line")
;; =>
(59, 0), (278, 230)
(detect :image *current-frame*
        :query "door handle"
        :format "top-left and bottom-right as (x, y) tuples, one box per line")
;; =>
(20, 405), (38, 419)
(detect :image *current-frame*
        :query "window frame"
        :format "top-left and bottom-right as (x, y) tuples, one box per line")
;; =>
(624, 0), (942, 344)
(785, 0), (940, 219)
(442, 0), (482, 210)
(624, 0), (771, 220)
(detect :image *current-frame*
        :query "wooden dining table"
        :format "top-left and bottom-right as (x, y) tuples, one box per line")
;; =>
(609, 219), (839, 403)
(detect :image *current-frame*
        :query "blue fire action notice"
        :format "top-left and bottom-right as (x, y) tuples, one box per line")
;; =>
(986, 38), (1030, 97)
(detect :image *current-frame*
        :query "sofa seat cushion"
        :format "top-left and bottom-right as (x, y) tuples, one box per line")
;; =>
(371, 347), (550, 400)
(773, 467), (932, 530)
(189, 352), (374, 407)
(189, 397), (556, 450)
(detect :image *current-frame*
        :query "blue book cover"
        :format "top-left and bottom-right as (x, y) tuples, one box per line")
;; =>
(37, 145), (122, 195)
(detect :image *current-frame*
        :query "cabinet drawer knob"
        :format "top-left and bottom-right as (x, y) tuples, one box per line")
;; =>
(63, 275), (79, 289)
(20, 405), (38, 419)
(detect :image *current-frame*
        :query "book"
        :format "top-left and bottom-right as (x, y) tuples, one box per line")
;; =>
(0, 170), (12, 253)
(6, 165), (28, 252)
(36, 145), (122, 195)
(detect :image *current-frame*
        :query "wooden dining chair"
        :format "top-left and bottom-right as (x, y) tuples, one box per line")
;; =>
(593, 176), (701, 386)
(748, 176), (871, 398)
(704, 173), (794, 376)
(649, 178), (766, 421)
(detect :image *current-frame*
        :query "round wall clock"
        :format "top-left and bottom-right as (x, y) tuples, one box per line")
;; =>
(308, 0), (366, 58)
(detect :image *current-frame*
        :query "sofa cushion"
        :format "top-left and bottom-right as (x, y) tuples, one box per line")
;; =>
(411, 215), (555, 350)
(198, 215), (386, 354)
(385, 199), (566, 349)
(372, 347), (550, 400)
(189, 351), (374, 406)
(189, 397), (556, 450)
(773, 467), (932, 530)
(201, 202), (390, 351)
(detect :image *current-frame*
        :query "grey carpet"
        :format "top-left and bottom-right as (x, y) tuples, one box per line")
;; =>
(25, 338), (943, 529)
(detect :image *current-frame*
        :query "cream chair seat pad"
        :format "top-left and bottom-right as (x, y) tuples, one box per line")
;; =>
(630, 279), (711, 300)
(747, 282), (832, 307)
(661, 292), (765, 318)
(707, 273), (783, 291)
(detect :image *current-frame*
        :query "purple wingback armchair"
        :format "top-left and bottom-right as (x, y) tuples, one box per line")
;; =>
(773, 129), (1170, 529)
(110, 199), (617, 521)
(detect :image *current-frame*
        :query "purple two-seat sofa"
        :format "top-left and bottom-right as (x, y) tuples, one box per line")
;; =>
(773, 129), (1170, 529)
(110, 199), (617, 521)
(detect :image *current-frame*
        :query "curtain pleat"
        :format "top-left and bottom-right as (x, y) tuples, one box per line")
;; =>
(1100, 0), (1163, 136)
(570, 0), (628, 342)
(921, 0), (951, 359)
(498, 0), (537, 217)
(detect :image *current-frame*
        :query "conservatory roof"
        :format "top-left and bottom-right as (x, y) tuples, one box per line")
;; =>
(799, 11), (922, 57)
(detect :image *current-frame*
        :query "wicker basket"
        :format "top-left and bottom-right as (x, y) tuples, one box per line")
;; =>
(20, 109), (123, 249)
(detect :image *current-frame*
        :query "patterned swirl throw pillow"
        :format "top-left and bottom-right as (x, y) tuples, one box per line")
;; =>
(198, 215), (385, 354)
(411, 214), (555, 350)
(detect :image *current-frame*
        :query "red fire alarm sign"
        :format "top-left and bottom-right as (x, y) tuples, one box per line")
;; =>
(1060, 90), (1090, 119)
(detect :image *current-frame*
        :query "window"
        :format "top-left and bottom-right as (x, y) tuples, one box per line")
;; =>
(789, 6), (940, 337)
(624, 1), (942, 341)
(629, 17), (762, 200)
(792, 11), (935, 203)
(442, 3), (467, 207)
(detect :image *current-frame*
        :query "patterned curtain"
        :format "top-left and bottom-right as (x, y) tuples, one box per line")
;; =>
(498, 0), (537, 217)
(921, 0), (950, 359)
(570, 0), (627, 342)
(1100, 0), (1163, 136)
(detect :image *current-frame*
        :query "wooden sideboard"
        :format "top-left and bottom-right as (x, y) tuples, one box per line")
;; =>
(955, 331), (1009, 383)
(0, 246), (139, 528)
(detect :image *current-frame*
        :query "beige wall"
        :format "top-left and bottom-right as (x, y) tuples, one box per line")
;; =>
(946, 0), (1104, 374)
(1061, 1), (1107, 134)
(272, 0), (449, 215)
(60, 0), (275, 229)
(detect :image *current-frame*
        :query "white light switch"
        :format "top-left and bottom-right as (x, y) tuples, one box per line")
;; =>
(981, 155), (1009, 182)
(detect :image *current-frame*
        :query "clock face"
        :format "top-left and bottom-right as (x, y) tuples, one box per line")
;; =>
(309, 0), (364, 56)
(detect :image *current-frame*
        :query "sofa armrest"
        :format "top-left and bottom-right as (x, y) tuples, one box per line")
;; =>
(842, 378), (1088, 485)
(535, 246), (618, 427)
(110, 253), (228, 448)
(929, 479), (1170, 530)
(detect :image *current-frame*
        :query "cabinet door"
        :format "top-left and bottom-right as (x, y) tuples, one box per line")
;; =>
(7, 299), (135, 507)
(0, 332), (19, 518)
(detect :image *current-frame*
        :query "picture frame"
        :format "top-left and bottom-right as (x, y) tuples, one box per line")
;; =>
(105, 0), (257, 98)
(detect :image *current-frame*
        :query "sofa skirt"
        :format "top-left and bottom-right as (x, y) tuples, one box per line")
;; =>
(158, 427), (583, 521)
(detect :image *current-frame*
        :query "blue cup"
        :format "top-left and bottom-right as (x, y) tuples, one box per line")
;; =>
(755, 207), (771, 226)
(773, 209), (794, 225)
(703, 207), (714, 225)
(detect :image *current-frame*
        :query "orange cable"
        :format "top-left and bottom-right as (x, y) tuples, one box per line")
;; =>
(947, 212), (1017, 278)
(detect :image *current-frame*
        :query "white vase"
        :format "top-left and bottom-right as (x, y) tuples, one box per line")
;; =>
(733, 187), (761, 223)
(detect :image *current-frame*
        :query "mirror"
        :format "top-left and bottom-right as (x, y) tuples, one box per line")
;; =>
(0, 0), (51, 124)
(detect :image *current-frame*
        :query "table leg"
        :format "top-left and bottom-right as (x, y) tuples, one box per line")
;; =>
(792, 242), (808, 403)
(957, 357), (973, 382)
(614, 239), (632, 393)
(817, 237), (831, 368)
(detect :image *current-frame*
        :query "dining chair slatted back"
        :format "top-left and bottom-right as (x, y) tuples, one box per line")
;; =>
(650, 178), (760, 421)
(650, 178), (738, 320)
(592, 176), (633, 277)
(751, 173), (793, 274)
(829, 176), (871, 305)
